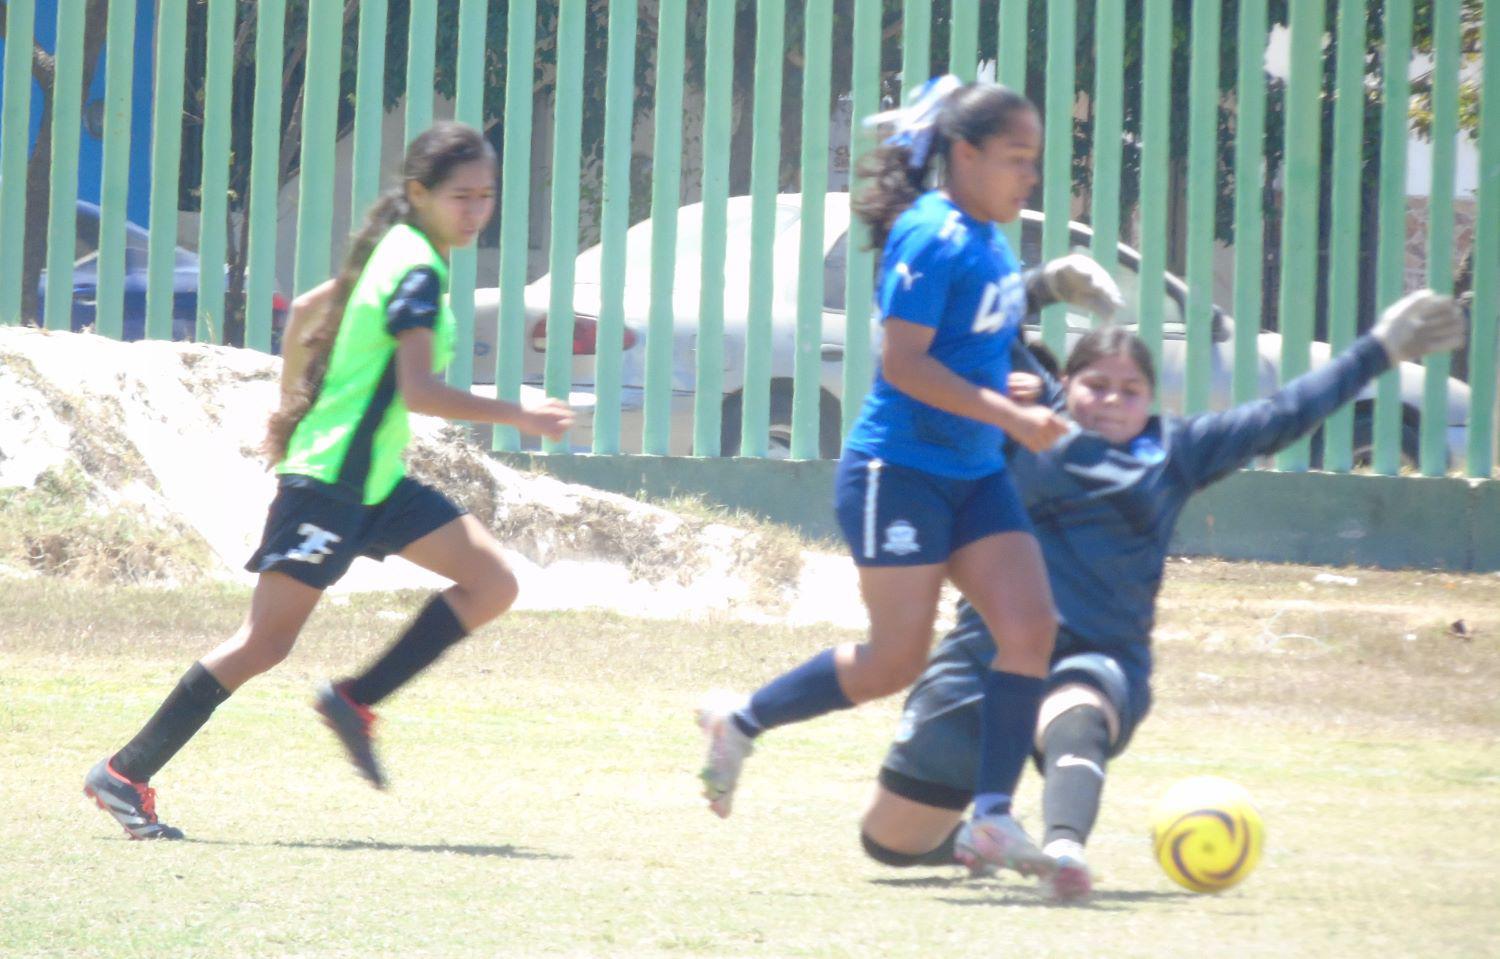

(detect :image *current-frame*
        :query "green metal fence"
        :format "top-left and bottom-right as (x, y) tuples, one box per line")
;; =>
(0, 0), (1495, 479)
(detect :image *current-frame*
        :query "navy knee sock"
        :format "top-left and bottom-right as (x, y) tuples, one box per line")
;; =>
(973, 670), (1045, 817)
(732, 648), (852, 738)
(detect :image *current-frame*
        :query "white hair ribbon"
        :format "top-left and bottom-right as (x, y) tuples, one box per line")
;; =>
(863, 74), (964, 170)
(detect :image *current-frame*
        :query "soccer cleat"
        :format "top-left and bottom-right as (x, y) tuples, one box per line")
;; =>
(954, 811), (1054, 879)
(314, 681), (385, 790)
(1040, 839), (1094, 902)
(83, 759), (184, 840)
(696, 690), (754, 819)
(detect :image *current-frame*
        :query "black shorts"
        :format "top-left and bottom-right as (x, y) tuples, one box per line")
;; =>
(878, 629), (1153, 811)
(244, 475), (466, 590)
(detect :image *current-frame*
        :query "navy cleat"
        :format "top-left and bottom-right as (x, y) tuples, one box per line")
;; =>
(83, 759), (184, 840)
(314, 681), (385, 789)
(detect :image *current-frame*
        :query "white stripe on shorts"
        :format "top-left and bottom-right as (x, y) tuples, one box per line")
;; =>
(862, 458), (884, 560)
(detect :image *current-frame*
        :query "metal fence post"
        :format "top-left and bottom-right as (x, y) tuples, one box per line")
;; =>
(593, 0), (638, 455)
(1322, 0), (1366, 469)
(1274, 0), (1324, 472)
(42, 0), (88, 332)
(1184, 0), (1221, 416)
(493, 0), (537, 453)
(1420, 0), (1459, 476)
(644, 0), (687, 456)
(95, 0), (137, 341)
(694, 0), (735, 457)
(245, 0), (286, 354)
(195, 0), (235, 344)
(543, 0), (585, 454)
(1372, 0), (1414, 476)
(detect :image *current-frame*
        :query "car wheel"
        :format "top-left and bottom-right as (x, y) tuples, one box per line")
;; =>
(720, 381), (842, 459)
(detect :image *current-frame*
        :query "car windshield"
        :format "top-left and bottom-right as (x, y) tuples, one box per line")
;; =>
(75, 209), (193, 272)
(569, 199), (800, 289)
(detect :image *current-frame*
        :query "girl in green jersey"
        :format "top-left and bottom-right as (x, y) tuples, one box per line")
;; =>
(85, 122), (572, 839)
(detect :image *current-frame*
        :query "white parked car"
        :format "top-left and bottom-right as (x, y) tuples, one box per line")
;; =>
(472, 193), (1470, 466)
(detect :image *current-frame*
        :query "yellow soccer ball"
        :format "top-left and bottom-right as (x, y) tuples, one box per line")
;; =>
(1151, 776), (1265, 893)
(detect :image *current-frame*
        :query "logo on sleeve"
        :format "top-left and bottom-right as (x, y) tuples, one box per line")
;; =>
(881, 519), (922, 556)
(894, 261), (924, 291)
(937, 209), (967, 244)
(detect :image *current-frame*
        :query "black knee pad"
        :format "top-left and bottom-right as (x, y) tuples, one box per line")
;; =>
(860, 827), (960, 868)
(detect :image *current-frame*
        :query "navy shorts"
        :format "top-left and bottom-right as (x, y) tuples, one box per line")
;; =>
(834, 448), (1032, 567)
(878, 628), (1153, 811)
(244, 475), (466, 590)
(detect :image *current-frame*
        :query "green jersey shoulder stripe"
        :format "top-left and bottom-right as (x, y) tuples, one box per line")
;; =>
(279, 223), (455, 505)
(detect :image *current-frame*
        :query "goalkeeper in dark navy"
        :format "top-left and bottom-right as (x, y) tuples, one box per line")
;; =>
(856, 294), (1465, 900)
(84, 122), (573, 840)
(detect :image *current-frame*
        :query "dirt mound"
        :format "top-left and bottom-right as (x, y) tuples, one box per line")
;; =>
(0, 327), (859, 623)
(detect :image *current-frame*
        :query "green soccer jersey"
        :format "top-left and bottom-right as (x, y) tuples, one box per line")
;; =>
(279, 223), (455, 504)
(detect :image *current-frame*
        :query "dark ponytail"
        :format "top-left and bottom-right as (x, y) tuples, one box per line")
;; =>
(263, 121), (496, 463)
(1064, 326), (1157, 392)
(853, 81), (1036, 249)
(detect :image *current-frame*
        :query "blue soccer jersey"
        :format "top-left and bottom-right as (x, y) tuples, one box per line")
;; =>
(844, 190), (1026, 478)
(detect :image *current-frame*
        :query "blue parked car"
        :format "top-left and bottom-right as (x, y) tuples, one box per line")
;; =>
(37, 200), (288, 346)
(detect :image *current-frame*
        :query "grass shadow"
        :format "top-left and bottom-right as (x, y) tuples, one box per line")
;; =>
(184, 836), (567, 860)
(871, 873), (1199, 909)
(868, 874), (973, 889)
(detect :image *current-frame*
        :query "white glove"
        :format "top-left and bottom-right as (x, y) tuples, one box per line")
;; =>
(1370, 289), (1467, 364)
(1037, 253), (1126, 318)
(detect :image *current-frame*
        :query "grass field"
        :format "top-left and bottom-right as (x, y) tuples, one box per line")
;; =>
(3, 560), (1498, 958)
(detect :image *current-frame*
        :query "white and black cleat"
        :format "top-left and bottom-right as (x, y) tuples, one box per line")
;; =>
(83, 759), (184, 840)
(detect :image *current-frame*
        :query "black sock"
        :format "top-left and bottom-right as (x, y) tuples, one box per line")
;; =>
(860, 825), (962, 867)
(112, 662), (231, 783)
(1040, 705), (1112, 847)
(344, 594), (469, 707)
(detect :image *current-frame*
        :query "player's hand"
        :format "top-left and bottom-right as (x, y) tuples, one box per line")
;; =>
(1005, 404), (1071, 453)
(1371, 289), (1467, 364)
(1041, 253), (1125, 318)
(519, 399), (575, 441)
(1007, 371), (1044, 405)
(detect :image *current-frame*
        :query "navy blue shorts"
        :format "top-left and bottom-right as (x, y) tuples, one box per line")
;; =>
(878, 628), (1153, 811)
(834, 449), (1032, 567)
(244, 475), (466, 590)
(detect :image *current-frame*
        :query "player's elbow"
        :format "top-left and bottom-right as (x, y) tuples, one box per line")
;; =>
(400, 374), (446, 416)
(881, 349), (920, 394)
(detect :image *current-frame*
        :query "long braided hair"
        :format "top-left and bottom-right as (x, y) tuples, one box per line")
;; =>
(263, 122), (495, 463)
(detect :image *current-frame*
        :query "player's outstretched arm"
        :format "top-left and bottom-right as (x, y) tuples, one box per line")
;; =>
(394, 328), (574, 441)
(1174, 289), (1466, 488)
(1024, 253), (1125, 320)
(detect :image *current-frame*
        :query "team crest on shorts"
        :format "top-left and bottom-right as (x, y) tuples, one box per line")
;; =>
(882, 519), (921, 556)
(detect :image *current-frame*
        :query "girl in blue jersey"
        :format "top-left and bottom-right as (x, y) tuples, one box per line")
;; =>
(856, 293), (1465, 899)
(697, 77), (1124, 877)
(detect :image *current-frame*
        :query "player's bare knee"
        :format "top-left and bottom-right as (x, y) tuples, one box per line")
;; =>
(455, 555), (517, 626)
(239, 626), (297, 673)
(864, 645), (928, 696)
(1013, 609), (1057, 659)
